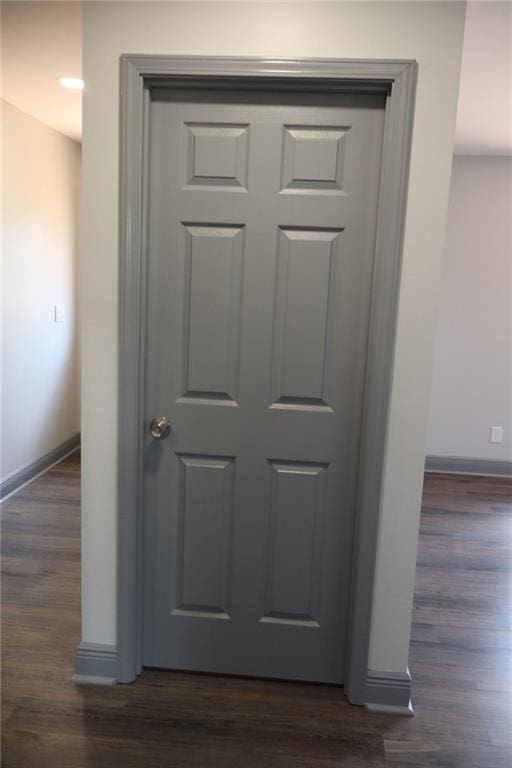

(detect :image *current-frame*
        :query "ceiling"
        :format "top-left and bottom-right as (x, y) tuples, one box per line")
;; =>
(1, 1), (511, 154)
(1, 1), (82, 142)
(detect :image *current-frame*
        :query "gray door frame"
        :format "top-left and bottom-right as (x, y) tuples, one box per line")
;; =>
(117, 55), (417, 705)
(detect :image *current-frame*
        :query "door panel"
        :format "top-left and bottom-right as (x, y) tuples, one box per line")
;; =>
(271, 227), (341, 409)
(143, 87), (385, 683)
(179, 223), (244, 402)
(184, 122), (250, 190)
(263, 460), (328, 625)
(280, 125), (348, 193)
(174, 454), (235, 618)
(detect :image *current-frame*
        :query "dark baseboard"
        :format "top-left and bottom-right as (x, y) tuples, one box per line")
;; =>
(365, 669), (413, 715)
(73, 642), (117, 685)
(0, 434), (81, 501)
(425, 455), (512, 478)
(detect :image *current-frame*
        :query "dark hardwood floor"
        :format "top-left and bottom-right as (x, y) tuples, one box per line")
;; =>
(2, 451), (511, 766)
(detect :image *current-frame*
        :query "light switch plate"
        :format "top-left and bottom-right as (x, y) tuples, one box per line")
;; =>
(54, 305), (65, 323)
(489, 426), (503, 444)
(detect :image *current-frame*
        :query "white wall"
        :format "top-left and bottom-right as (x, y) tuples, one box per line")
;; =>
(1, 100), (81, 481)
(454, 2), (512, 156)
(81, 1), (466, 675)
(427, 156), (512, 462)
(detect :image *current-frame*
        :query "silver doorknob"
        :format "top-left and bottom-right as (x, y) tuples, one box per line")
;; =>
(150, 416), (171, 439)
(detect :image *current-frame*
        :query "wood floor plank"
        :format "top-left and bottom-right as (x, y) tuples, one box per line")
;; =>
(1, 454), (511, 766)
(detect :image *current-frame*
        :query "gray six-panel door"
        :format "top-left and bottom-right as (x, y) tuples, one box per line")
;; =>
(143, 87), (385, 683)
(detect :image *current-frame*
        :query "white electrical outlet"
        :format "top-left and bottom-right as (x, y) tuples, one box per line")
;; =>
(54, 305), (65, 323)
(489, 426), (503, 444)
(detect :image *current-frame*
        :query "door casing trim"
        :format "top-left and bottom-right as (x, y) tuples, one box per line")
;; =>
(117, 55), (417, 704)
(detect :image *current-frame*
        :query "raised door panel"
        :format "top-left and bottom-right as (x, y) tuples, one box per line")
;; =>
(184, 122), (250, 190)
(281, 125), (349, 194)
(262, 461), (328, 626)
(178, 224), (244, 404)
(270, 227), (342, 411)
(173, 454), (235, 619)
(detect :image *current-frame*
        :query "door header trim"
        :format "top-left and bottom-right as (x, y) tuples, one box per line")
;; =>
(122, 54), (412, 81)
(116, 56), (417, 706)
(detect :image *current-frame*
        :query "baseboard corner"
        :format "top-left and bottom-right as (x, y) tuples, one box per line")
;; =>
(365, 668), (413, 715)
(74, 641), (118, 684)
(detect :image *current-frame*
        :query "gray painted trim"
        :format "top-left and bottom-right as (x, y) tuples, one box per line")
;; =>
(365, 669), (413, 715)
(72, 675), (116, 686)
(425, 455), (512, 478)
(343, 60), (417, 706)
(117, 56), (418, 697)
(73, 642), (117, 684)
(122, 54), (415, 82)
(118, 52), (149, 685)
(0, 434), (80, 502)
(366, 701), (414, 716)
